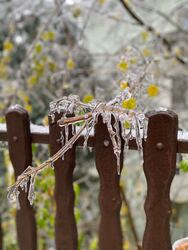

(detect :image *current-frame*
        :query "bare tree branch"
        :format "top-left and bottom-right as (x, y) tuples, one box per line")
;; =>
(118, 0), (187, 65)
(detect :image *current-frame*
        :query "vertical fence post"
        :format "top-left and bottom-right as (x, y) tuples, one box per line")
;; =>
(95, 116), (123, 250)
(6, 105), (37, 250)
(143, 111), (178, 250)
(49, 113), (78, 250)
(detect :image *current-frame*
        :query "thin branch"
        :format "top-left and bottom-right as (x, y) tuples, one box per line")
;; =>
(8, 119), (91, 197)
(58, 112), (92, 126)
(132, 1), (188, 35)
(118, 0), (187, 65)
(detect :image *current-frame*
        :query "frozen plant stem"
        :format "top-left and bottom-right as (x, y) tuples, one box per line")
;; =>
(7, 119), (92, 205)
(8, 53), (149, 205)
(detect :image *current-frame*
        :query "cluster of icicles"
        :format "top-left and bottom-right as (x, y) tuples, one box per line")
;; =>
(7, 88), (148, 207)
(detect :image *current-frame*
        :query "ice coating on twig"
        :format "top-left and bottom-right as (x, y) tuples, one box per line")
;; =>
(7, 88), (148, 205)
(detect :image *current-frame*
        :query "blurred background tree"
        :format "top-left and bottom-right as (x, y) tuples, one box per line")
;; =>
(0, 0), (188, 249)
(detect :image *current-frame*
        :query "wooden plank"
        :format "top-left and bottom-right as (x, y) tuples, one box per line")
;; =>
(1, 120), (188, 153)
(30, 124), (49, 144)
(95, 116), (123, 250)
(6, 105), (37, 250)
(142, 111), (178, 250)
(49, 114), (78, 250)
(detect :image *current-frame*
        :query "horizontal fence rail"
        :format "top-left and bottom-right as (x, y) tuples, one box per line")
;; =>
(0, 122), (188, 153)
(0, 104), (188, 250)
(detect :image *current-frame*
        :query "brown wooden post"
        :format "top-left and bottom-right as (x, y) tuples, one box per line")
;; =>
(49, 113), (78, 250)
(143, 111), (178, 250)
(6, 105), (37, 250)
(95, 116), (124, 250)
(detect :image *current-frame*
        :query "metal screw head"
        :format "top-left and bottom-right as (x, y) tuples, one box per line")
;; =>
(103, 139), (110, 147)
(156, 142), (164, 150)
(13, 136), (18, 142)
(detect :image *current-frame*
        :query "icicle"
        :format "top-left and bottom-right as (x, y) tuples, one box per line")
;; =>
(88, 147), (93, 153)
(16, 190), (20, 210)
(113, 114), (121, 149)
(65, 124), (69, 143)
(51, 113), (55, 123)
(50, 160), (54, 169)
(120, 120), (129, 156)
(7, 186), (19, 203)
(143, 117), (148, 141)
(28, 174), (36, 205)
(135, 116), (142, 154)
(72, 124), (76, 136)
(83, 120), (91, 148)
(117, 156), (121, 175)
(68, 102), (75, 114)
(60, 130), (64, 145)
(20, 177), (29, 193)
(112, 114), (122, 174)
(104, 113), (121, 175)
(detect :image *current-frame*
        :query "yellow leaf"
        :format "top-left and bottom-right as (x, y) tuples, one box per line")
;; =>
(117, 59), (129, 72)
(42, 116), (49, 126)
(124, 120), (131, 129)
(174, 47), (182, 57)
(41, 31), (55, 41)
(66, 58), (76, 70)
(89, 237), (98, 250)
(72, 7), (81, 18)
(83, 94), (94, 103)
(142, 48), (152, 57)
(130, 57), (137, 64)
(121, 204), (128, 216)
(122, 98), (136, 110)
(120, 180), (125, 189)
(25, 104), (32, 113)
(48, 61), (57, 72)
(33, 61), (45, 76)
(123, 240), (130, 250)
(23, 95), (29, 103)
(141, 31), (149, 41)
(98, 0), (106, 5)
(147, 84), (159, 97)
(2, 55), (11, 64)
(120, 81), (129, 90)
(35, 43), (43, 54)
(0, 116), (5, 123)
(0, 63), (8, 79)
(27, 75), (38, 87)
(3, 39), (14, 52)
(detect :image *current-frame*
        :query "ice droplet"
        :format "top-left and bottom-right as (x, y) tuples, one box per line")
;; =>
(28, 175), (36, 205)
(65, 124), (69, 143)
(50, 160), (54, 169)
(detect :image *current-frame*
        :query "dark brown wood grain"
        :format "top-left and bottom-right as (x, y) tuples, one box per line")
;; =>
(6, 105), (37, 250)
(0, 123), (188, 153)
(95, 116), (124, 250)
(49, 114), (78, 250)
(143, 111), (178, 250)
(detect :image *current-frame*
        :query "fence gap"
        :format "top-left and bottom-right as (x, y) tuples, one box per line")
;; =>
(49, 113), (78, 250)
(142, 111), (178, 250)
(6, 105), (37, 250)
(95, 116), (124, 250)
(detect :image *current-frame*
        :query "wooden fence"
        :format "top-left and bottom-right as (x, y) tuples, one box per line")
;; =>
(0, 104), (188, 250)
